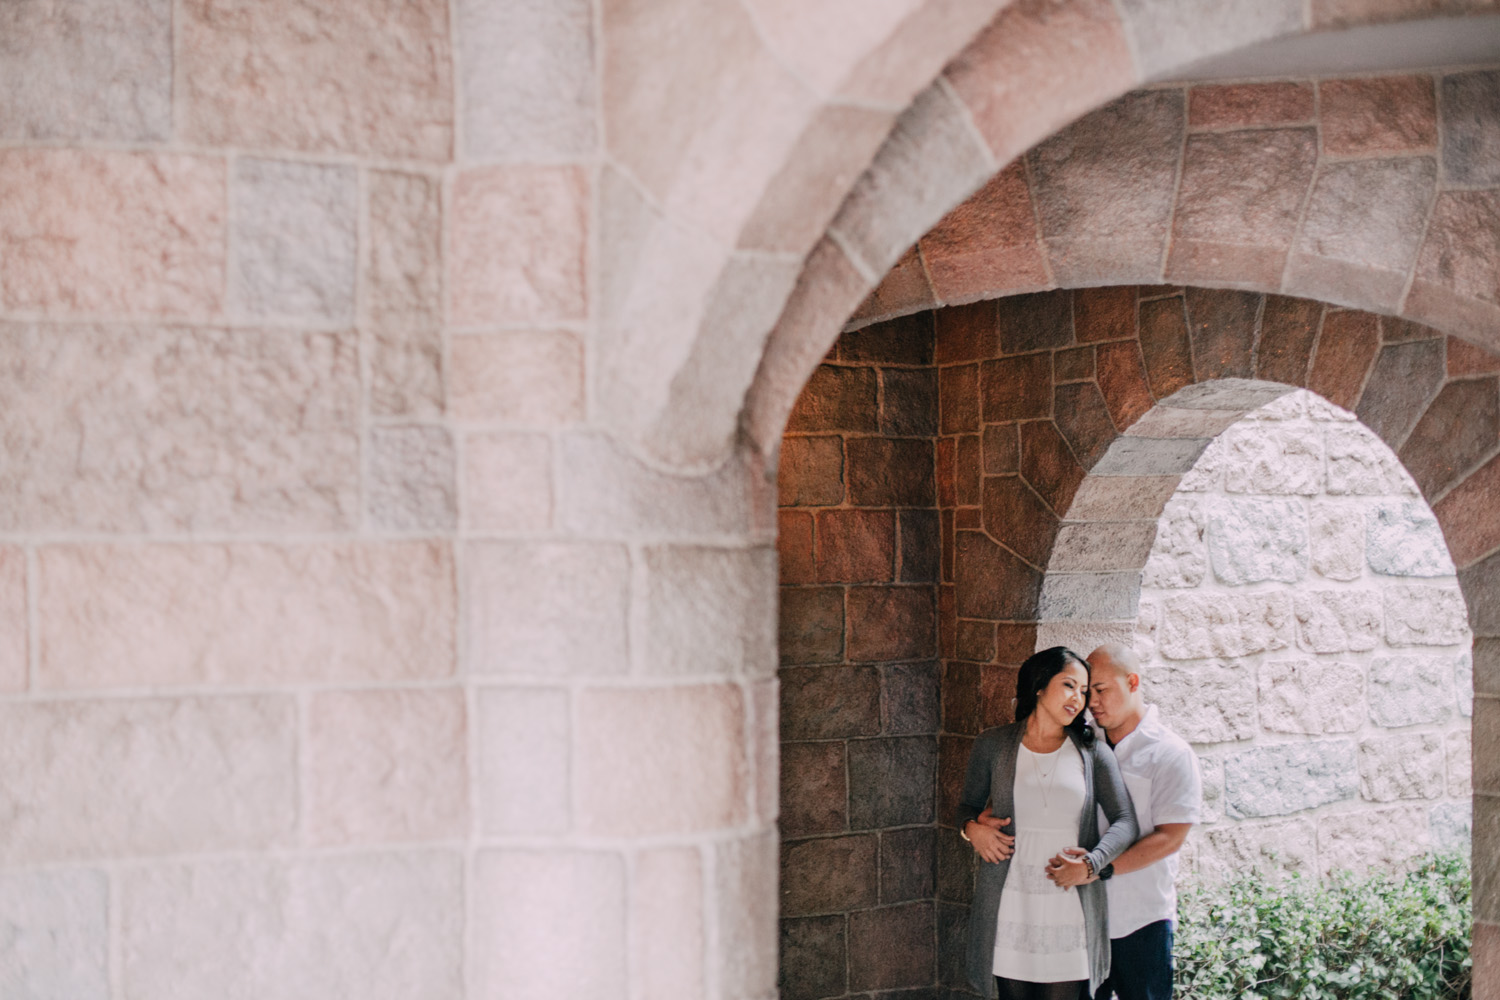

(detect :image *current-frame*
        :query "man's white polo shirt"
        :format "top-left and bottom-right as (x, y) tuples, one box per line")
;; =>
(1096, 703), (1202, 939)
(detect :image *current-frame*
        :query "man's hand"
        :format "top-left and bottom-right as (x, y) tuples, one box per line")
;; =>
(1045, 847), (1093, 889)
(964, 806), (1015, 863)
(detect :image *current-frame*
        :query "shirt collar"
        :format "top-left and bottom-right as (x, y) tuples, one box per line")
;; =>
(1113, 703), (1161, 752)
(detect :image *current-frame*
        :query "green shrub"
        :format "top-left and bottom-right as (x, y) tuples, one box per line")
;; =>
(1174, 853), (1471, 1000)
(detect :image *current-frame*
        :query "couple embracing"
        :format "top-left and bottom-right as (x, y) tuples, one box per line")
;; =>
(957, 644), (1202, 1000)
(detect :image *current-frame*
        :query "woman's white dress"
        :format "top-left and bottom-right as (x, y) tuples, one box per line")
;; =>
(992, 741), (1090, 983)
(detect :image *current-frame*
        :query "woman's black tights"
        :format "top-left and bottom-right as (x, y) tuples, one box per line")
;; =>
(995, 976), (1087, 1000)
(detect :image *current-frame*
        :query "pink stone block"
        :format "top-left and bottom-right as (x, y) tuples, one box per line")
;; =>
(919, 163), (1050, 302)
(847, 244), (932, 329)
(178, 0), (453, 161)
(477, 686), (570, 834)
(0, 150), (224, 318)
(1188, 82), (1315, 129)
(38, 542), (455, 689)
(576, 684), (749, 835)
(449, 331), (585, 424)
(307, 688), (468, 845)
(1415, 190), (1500, 306)
(712, 832), (779, 998)
(449, 167), (588, 326)
(474, 850), (625, 997)
(632, 847), (705, 1000)
(0, 547), (24, 692)
(463, 432), (553, 533)
(1320, 76), (1437, 155)
(750, 677), (779, 824)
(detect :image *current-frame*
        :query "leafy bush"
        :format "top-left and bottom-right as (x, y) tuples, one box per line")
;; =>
(1174, 854), (1471, 1000)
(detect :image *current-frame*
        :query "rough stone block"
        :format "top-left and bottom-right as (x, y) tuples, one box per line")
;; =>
(847, 901), (935, 993)
(40, 542), (454, 688)
(1399, 377), (1500, 500)
(1198, 755), (1225, 825)
(882, 368), (938, 438)
(450, 166), (588, 325)
(848, 736), (937, 829)
(1430, 800), (1472, 855)
(1447, 730), (1472, 798)
(464, 540), (628, 675)
(1294, 589), (1382, 652)
(1310, 501), (1366, 581)
(1020, 421), (1087, 515)
(1368, 655), (1456, 727)
(1039, 572), (1140, 621)
(1054, 382), (1118, 469)
(712, 831), (779, 1000)
(1208, 497), (1309, 584)
(1217, 423), (1323, 495)
(1308, 310), (1383, 412)
(179, 0), (453, 161)
(645, 545), (777, 676)
(1320, 76), (1437, 155)
(816, 509), (894, 582)
(1318, 805), (1429, 877)
(899, 509), (940, 583)
(0, 0), (170, 142)
(576, 684), (748, 835)
(1225, 740), (1358, 817)
(781, 665), (880, 740)
(463, 431), (552, 533)
(778, 436), (844, 508)
(1142, 498), (1206, 588)
(1459, 652), (1475, 716)
(1366, 499), (1454, 577)
(1358, 733), (1444, 802)
(1201, 819), (1315, 879)
(780, 742), (847, 837)
(982, 476), (1059, 566)
(780, 835), (878, 916)
(0, 324), (360, 532)
(1116, 0), (1300, 78)
(1258, 658), (1365, 734)
(1326, 423), (1417, 496)
(0, 868), (108, 1000)
(1440, 70), (1500, 187)
(846, 438), (934, 507)
(368, 425), (456, 531)
(1433, 452), (1500, 569)
(980, 353), (1052, 423)
(780, 915), (846, 1000)
(633, 847), (704, 1000)
(0, 150), (224, 318)
(1412, 190), (1500, 332)
(1145, 663), (1257, 743)
(1051, 520), (1159, 574)
(1356, 339), (1447, 449)
(1188, 82), (1314, 129)
(231, 159), (356, 323)
(1385, 584), (1470, 646)
(0, 546), (24, 692)
(449, 331), (585, 425)
(881, 826), (937, 904)
(779, 588), (845, 666)
(790, 364), (879, 433)
(366, 170), (443, 417)
(1256, 295), (1322, 386)
(1158, 592), (1290, 659)
(474, 850), (622, 998)
(477, 686), (569, 834)
(883, 660), (941, 736)
(0, 696), (295, 864)
(846, 585), (936, 663)
(308, 689), (467, 844)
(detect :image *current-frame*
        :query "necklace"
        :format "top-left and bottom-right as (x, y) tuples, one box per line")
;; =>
(1028, 745), (1061, 810)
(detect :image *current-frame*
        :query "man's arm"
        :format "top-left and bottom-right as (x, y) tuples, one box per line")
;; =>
(1108, 822), (1192, 875)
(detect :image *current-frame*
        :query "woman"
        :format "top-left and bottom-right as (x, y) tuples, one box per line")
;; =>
(957, 646), (1138, 1000)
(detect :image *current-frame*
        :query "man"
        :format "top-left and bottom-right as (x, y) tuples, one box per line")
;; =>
(1055, 643), (1202, 1000)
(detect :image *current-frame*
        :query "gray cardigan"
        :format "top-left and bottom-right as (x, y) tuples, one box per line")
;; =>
(956, 722), (1139, 997)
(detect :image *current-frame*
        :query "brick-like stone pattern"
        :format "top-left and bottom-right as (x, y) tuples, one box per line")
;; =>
(778, 313), (941, 1000)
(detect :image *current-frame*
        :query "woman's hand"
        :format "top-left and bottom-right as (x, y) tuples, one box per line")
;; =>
(964, 807), (1015, 863)
(1045, 847), (1093, 889)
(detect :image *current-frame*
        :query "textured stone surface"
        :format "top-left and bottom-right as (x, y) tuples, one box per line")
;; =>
(1188, 82), (1314, 129)
(464, 432), (553, 533)
(780, 915), (845, 1000)
(1447, 730), (1472, 798)
(847, 901), (935, 992)
(1202, 819), (1316, 878)
(848, 736), (936, 829)
(1310, 501), (1365, 581)
(1318, 805), (1430, 877)
(918, 164), (1047, 301)
(449, 332), (585, 425)
(1050, 520), (1159, 573)
(179, 0), (453, 160)
(1308, 310), (1382, 411)
(1320, 76), (1437, 155)
(780, 742), (847, 836)
(1359, 733), (1444, 801)
(40, 542), (454, 687)
(1326, 424), (1416, 496)
(231, 159), (357, 323)
(633, 847), (704, 1000)
(1115, 0), (1301, 77)
(1430, 800), (1472, 854)
(1369, 655), (1457, 727)
(1440, 70), (1500, 187)
(980, 353), (1052, 422)
(1207, 497), (1309, 584)
(1224, 740), (1358, 817)
(477, 686), (569, 834)
(0, 696), (295, 863)
(0, 150), (225, 318)
(308, 689), (467, 844)
(1256, 295), (1322, 386)
(0, 0), (170, 142)
(780, 665), (879, 739)
(846, 585), (936, 662)
(1400, 377), (1500, 499)
(780, 835), (878, 916)
(465, 541), (627, 675)
(1146, 663), (1257, 743)
(0, 547), (24, 692)
(1384, 584), (1469, 646)
(1141, 498), (1206, 588)
(367, 170), (444, 417)
(1294, 589), (1382, 653)
(576, 684), (748, 835)
(0, 868), (109, 1000)
(474, 851), (622, 998)
(644, 545), (777, 676)
(368, 425), (456, 531)
(459, 0), (595, 159)
(712, 832), (779, 1000)
(450, 166), (588, 325)
(1412, 190), (1500, 323)
(1356, 339), (1446, 449)
(1433, 453), (1500, 569)
(791, 365), (879, 433)
(0, 324), (360, 532)
(1137, 296), (1195, 400)
(1366, 500), (1454, 577)
(1158, 592), (1290, 659)
(1259, 658), (1366, 734)
(779, 589), (845, 666)
(1038, 571), (1141, 622)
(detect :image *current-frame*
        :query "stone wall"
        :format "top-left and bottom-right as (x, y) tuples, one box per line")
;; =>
(1135, 389), (1473, 878)
(777, 313), (942, 1000)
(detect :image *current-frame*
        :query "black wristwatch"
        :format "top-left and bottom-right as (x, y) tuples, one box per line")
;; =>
(1097, 862), (1114, 881)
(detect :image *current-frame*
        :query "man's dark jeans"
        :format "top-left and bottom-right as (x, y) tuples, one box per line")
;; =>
(1095, 919), (1173, 1000)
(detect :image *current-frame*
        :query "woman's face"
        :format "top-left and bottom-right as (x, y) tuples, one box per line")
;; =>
(1034, 660), (1089, 730)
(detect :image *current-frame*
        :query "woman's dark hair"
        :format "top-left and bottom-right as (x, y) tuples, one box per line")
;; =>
(1014, 646), (1094, 745)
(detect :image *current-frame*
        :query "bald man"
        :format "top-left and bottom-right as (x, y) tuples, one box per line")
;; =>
(1055, 644), (1201, 1000)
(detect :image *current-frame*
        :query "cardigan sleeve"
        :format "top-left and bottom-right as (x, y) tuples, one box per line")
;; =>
(955, 728), (999, 830)
(1085, 741), (1139, 872)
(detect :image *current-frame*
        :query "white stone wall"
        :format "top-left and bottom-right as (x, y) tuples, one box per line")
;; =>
(1133, 390), (1473, 880)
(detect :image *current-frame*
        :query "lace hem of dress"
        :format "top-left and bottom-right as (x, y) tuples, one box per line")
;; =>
(994, 920), (1086, 955)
